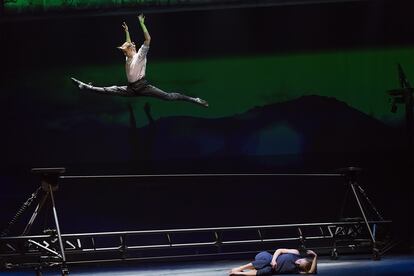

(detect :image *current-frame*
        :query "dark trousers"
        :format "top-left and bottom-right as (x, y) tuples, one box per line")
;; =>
(252, 251), (274, 276)
(80, 78), (200, 104)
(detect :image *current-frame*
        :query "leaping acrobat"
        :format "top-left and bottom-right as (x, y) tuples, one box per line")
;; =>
(71, 13), (208, 108)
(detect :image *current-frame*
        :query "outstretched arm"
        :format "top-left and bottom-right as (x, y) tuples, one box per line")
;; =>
(138, 13), (151, 46)
(122, 22), (131, 43)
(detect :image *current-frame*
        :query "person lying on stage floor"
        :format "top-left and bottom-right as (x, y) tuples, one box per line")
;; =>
(71, 13), (209, 108)
(229, 249), (317, 275)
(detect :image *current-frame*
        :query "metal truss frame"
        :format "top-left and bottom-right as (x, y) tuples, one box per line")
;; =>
(0, 167), (392, 275)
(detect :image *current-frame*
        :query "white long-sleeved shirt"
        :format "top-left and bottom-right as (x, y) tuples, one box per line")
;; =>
(125, 44), (149, 83)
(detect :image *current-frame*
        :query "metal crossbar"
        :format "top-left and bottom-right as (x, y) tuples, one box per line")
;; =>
(59, 173), (343, 179)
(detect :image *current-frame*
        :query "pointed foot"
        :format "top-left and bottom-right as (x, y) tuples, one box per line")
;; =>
(195, 98), (209, 108)
(70, 77), (88, 89)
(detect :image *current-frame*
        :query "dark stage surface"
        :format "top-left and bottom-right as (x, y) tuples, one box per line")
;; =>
(1, 255), (413, 275)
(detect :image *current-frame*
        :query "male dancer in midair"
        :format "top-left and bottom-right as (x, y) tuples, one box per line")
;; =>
(71, 14), (208, 108)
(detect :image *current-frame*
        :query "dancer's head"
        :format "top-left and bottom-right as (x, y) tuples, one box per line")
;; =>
(118, 41), (136, 58)
(295, 257), (312, 272)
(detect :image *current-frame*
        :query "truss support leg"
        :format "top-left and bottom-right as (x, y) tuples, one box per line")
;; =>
(350, 182), (380, 260)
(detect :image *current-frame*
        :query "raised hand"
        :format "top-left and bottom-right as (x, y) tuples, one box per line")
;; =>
(306, 250), (317, 256)
(138, 13), (145, 24)
(138, 13), (150, 45)
(122, 22), (129, 32)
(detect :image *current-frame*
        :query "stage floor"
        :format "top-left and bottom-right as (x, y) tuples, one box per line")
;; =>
(1, 255), (413, 275)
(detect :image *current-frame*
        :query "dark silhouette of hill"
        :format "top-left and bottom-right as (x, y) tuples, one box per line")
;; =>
(139, 95), (403, 160)
(0, 95), (404, 170)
